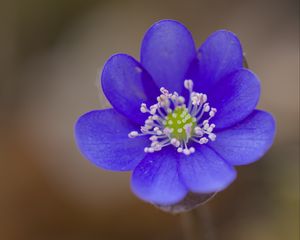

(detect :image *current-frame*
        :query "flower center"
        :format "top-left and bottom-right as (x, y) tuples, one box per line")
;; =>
(164, 106), (196, 140)
(128, 79), (217, 155)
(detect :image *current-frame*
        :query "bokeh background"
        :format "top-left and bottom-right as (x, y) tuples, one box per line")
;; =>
(0, 0), (299, 239)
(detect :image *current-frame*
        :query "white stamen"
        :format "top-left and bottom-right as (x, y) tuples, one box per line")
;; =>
(184, 79), (194, 91)
(140, 103), (147, 113)
(128, 79), (217, 155)
(203, 103), (210, 112)
(189, 147), (195, 153)
(149, 136), (158, 141)
(199, 137), (209, 144)
(177, 147), (183, 153)
(208, 133), (216, 141)
(178, 96), (185, 104)
(128, 131), (139, 138)
(183, 148), (191, 155)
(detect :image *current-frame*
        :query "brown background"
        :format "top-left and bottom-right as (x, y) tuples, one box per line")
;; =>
(0, 0), (299, 239)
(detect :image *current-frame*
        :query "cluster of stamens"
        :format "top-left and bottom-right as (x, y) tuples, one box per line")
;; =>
(128, 79), (217, 155)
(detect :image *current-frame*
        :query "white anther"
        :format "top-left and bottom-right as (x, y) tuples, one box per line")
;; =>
(203, 103), (210, 112)
(128, 131), (139, 138)
(151, 141), (162, 151)
(194, 126), (203, 135)
(160, 87), (169, 96)
(209, 108), (217, 117)
(191, 93), (202, 105)
(177, 147), (183, 153)
(189, 147), (195, 153)
(184, 79), (194, 91)
(178, 96), (185, 103)
(208, 133), (216, 141)
(157, 95), (168, 105)
(171, 138), (180, 147)
(156, 130), (163, 135)
(171, 92), (179, 101)
(150, 104), (158, 114)
(140, 103), (148, 113)
(203, 123), (210, 130)
(149, 136), (158, 141)
(145, 119), (153, 125)
(207, 126), (213, 133)
(141, 126), (151, 133)
(177, 128), (183, 133)
(202, 94), (207, 103)
(183, 148), (191, 155)
(153, 145), (162, 151)
(199, 137), (208, 144)
(148, 147), (155, 153)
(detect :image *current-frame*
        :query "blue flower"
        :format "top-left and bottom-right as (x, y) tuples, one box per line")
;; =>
(75, 20), (276, 206)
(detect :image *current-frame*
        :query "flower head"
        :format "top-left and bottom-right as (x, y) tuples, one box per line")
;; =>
(75, 20), (276, 207)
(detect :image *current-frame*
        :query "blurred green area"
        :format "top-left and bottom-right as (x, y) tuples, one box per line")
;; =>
(0, 0), (299, 239)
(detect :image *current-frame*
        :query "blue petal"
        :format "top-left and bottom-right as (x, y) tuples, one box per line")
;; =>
(141, 19), (196, 93)
(190, 30), (243, 93)
(208, 110), (276, 166)
(209, 68), (261, 129)
(179, 145), (236, 193)
(101, 54), (159, 125)
(131, 148), (187, 205)
(75, 109), (148, 171)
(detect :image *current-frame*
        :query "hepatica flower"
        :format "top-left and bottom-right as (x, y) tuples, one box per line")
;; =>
(75, 20), (275, 206)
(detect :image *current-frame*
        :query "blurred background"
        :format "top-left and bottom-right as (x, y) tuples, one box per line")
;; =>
(0, 0), (299, 239)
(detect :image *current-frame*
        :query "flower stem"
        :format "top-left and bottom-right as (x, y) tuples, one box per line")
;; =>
(180, 205), (216, 240)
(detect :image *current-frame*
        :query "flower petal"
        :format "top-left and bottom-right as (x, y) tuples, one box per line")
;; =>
(141, 19), (196, 93)
(190, 30), (243, 93)
(101, 54), (159, 125)
(179, 145), (236, 193)
(131, 148), (187, 205)
(208, 110), (276, 166)
(209, 68), (260, 129)
(75, 109), (148, 171)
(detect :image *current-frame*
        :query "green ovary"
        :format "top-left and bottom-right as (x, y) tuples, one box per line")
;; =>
(164, 106), (196, 140)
